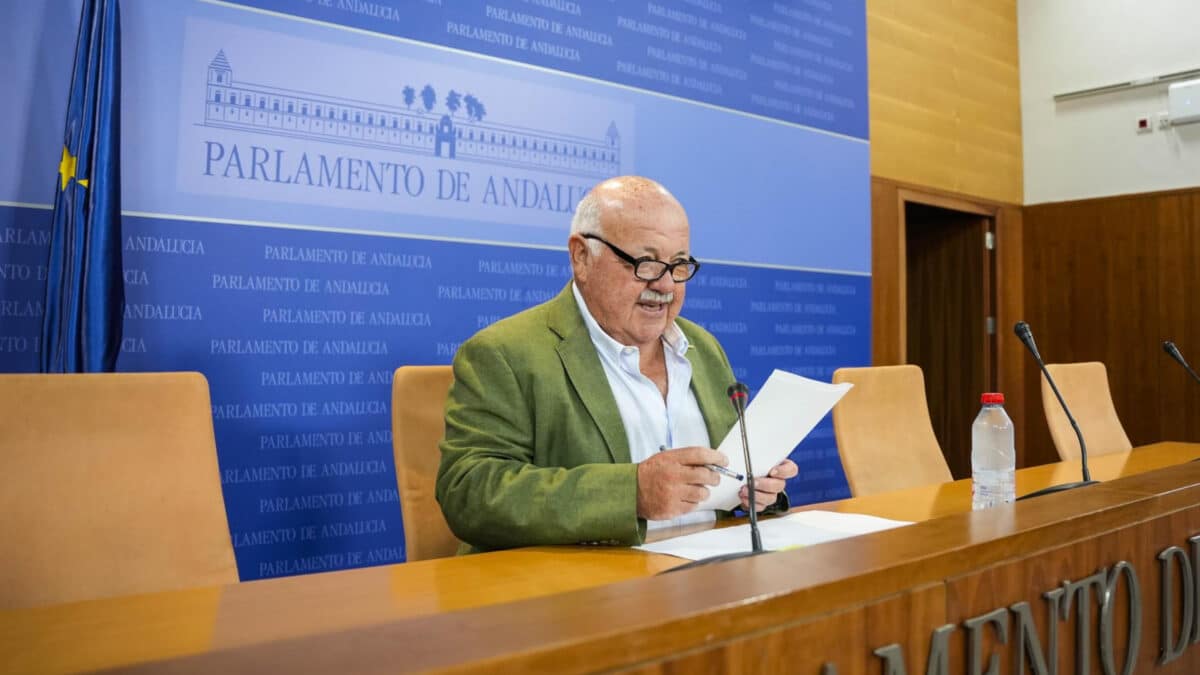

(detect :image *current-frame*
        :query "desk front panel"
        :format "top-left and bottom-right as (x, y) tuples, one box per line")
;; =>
(3, 442), (1199, 673)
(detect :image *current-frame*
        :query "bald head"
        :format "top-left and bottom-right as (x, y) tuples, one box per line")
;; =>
(570, 177), (686, 253)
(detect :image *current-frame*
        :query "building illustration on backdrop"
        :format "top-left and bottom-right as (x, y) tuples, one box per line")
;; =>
(204, 51), (621, 179)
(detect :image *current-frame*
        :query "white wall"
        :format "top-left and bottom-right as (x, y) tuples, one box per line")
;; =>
(1019, 0), (1200, 204)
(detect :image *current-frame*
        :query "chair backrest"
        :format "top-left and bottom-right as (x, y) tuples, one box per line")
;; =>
(0, 372), (238, 609)
(392, 366), (461, 561)
(1041, 362), (1132, 460)
(831, 365), (953, 496)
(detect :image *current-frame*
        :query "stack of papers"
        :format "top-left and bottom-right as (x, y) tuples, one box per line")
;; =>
(636, 511), (912, 561)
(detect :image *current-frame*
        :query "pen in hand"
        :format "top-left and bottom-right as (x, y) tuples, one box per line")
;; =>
(705, 463), (745, 481)
(659, 445), (745, 482)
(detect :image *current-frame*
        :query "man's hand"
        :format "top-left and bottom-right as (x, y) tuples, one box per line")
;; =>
(637, 446), (728, 520)
(739, 459), (799, 513)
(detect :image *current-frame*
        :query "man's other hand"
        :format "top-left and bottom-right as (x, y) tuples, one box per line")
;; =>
(739, 459), (799, 513)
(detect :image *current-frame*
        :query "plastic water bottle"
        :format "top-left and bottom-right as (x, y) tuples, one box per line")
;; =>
(971, 392), (1015, 509)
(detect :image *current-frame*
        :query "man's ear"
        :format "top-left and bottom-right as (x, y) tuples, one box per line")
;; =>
(568, 235), (590, 282)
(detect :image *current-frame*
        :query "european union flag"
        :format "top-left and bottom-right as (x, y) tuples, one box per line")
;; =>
(41, 0), (124, 373)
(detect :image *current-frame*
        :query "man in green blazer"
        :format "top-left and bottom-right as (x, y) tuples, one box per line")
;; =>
(437, 176), (798, 553)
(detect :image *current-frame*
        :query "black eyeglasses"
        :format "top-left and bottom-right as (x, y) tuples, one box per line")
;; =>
(581, 233), (701, 282)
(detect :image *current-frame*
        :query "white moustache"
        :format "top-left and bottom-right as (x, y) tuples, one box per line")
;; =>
(639, 290), (674, 304)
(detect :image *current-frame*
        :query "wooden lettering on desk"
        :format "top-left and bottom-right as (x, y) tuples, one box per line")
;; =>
(1099, 562), (1141, 675)
(832, 543), (1200, 675)
(871, 624), (954, 675)
(1158, 544), (1193, 665)
(1010, 592), (1064, 675)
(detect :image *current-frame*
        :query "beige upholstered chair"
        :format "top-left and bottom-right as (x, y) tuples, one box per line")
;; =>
(0, 372), (237, 609)
(831, 365), (953, 496)
(1041, 362), (1132, 460)
(391, 366), (461, 561)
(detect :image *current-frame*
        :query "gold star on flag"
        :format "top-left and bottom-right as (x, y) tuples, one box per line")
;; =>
(58, 146), (88, 191)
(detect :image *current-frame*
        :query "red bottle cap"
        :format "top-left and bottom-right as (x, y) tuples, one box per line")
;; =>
(981, 392), (1005, 404)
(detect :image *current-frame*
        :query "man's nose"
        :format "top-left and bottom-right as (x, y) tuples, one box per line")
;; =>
(648, 271), (677, 294)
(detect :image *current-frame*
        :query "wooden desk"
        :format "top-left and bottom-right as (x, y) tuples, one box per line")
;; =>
(3, 442), (1199, 674)
(812, 439), (1200, 522)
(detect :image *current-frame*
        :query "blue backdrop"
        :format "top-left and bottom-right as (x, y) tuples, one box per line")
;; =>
(0, 0), (870, 580)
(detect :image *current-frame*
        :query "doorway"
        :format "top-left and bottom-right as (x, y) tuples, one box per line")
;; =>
(903, 198), (997, 479)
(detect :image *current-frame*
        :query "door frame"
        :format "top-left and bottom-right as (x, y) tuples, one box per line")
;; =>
(871, 177), (1027, 466)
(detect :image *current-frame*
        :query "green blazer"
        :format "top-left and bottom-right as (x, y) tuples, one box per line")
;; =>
(436, 283), (740, 553)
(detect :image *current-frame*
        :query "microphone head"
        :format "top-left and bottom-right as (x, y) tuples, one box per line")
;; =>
(1013, 320), (1042, 361)
(1164, 341), (1189, 368)
(727, 382), (749, 400)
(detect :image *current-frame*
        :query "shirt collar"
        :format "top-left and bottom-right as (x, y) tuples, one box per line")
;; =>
(571, 282), (690, 359)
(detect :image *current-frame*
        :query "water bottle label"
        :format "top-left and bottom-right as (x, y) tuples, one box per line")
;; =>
(972, 469), (1016, 510)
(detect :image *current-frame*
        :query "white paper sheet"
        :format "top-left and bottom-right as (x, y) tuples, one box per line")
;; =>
(635, 511), (912, 561)
(696, 369), (853, 511)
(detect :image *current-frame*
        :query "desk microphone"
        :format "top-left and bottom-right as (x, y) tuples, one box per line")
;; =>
(1163, 341), (1200, 386)
(662, 381), (767, 573)
(1014, 321), (1098, 500)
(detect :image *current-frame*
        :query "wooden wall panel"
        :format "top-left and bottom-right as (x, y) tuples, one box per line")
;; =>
(868, 0), (1023, 204)
(1022, 187), (1200, 467)
(871, 178), (905, 366)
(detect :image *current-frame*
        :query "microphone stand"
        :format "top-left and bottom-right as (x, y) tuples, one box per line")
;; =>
(662, 382), (769, 573)
(737, 394), (765, 553)
(1014, 322), (1099, 501)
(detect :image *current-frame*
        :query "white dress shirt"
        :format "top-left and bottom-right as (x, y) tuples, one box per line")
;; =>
(572, 283), (717, 531)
